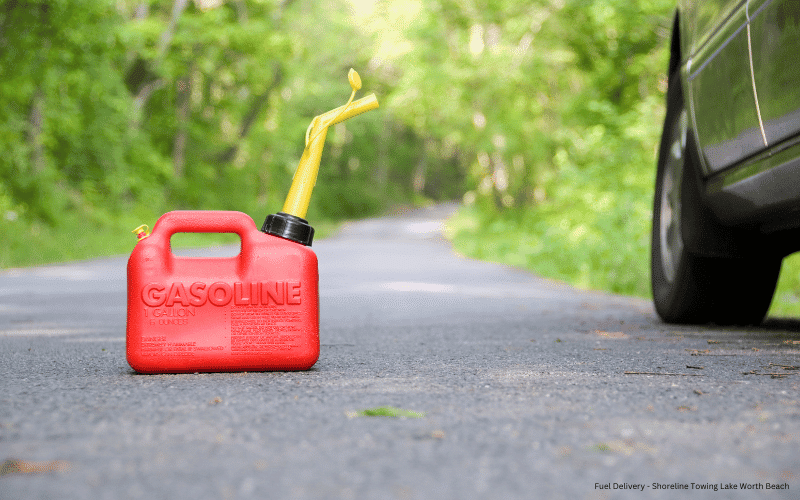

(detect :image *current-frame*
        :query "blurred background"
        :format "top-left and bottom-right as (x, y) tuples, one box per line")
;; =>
(2, 0), (798, 315)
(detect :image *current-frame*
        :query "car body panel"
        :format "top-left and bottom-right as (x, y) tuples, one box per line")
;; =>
(687, 3), (763, 175)
(749, 0), (800, 146)
(705, 129), (800, 231)
(682, 0), (745, 58)
(674, 0), (800, 236)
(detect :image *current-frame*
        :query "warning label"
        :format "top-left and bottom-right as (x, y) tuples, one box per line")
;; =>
(229, 306), (301, 352)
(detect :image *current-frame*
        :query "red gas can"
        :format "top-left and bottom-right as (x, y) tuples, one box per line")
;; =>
(126, 68), (377, 373)
(126, 210), (319, 373)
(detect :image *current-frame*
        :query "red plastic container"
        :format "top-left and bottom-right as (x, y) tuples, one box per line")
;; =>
(126, 210), (319, 373)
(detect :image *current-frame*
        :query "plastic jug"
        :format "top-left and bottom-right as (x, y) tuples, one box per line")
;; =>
(126, 69), (378, 373)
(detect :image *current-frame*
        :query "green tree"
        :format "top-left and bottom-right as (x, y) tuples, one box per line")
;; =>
(0, 0), (168, 224)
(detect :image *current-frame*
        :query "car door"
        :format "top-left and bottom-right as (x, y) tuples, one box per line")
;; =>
(748, 0), (800, 147)
(684, 0), (766, 175)
(684, 0), (742, 53)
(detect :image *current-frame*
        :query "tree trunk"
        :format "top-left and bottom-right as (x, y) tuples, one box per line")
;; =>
(158, 0), (189, 57)
(216, 65), (283, 164)
(173, 73), (191, 178)
(28, 90), (45, 175)
(129, 0), (187, 127)
(412, 156), (427, 194)
(373, 118), (390, 190)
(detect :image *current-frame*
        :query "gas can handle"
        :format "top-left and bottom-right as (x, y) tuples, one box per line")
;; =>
(151, 210), (258, 240)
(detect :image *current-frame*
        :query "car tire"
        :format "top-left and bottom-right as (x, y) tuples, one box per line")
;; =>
(650, 74), (781, 325)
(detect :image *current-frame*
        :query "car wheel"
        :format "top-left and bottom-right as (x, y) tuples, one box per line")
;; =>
(651, 75), (781, 325)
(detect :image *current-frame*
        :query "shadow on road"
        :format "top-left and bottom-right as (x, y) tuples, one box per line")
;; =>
(761, 316), (800, 333)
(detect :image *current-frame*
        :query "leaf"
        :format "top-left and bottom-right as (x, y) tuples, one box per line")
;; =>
(354, 406), (425, 418)
(0, 459), (70, 476)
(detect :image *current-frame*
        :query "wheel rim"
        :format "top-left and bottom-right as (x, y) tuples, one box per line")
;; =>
(659, 109), (688, 283)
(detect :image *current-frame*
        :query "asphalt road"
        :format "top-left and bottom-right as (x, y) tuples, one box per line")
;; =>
(1, 204), (799, 500)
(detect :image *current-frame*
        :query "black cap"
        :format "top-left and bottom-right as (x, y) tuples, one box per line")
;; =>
(261, 212), (314, 246)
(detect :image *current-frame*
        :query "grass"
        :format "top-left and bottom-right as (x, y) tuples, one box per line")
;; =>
(2, 211), (150, 269)
(5, 193), (799, 321)
(349, 407), (425, 418)
(446, 205), (800, 319)
(446, 199), (652, 298)
(0, 209), (342, 269)
(770, 253), (800, 318)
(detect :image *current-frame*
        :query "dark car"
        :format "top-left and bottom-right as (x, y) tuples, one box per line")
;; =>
(651, 0), (800, 325)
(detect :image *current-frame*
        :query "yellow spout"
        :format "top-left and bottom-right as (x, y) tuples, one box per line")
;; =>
(282, 70), (379, 219)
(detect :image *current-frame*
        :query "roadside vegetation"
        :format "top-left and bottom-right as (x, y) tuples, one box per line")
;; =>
(1, 0), (465, 267)
(2, 0), (798, 317)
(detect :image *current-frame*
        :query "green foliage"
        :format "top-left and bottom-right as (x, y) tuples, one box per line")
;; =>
(0, 0), (167, 224)
(415, 0), (673, 296)
(436, 0), (800, 317)
(380, 0), (672, 210)
(447, 91), (663, 296)
(769, 254), (800, 318)
(4, 0), (799, 321)
(1, 0), (442, 267)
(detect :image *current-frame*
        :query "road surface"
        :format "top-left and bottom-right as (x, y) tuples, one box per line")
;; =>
(1, 204), (799, 499)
